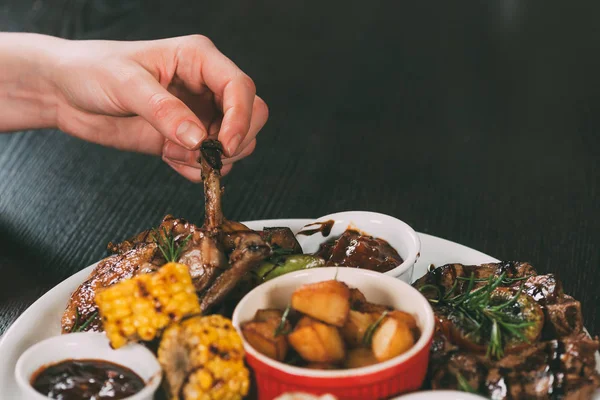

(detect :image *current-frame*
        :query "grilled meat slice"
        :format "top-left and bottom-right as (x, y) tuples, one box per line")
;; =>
(413, 262), (537, 296)
(200, 231), (271, 312)
(430, 347), (486, 391)
(61, 243), (158, 333)
(545, 296), (584, 338)
(485, 335), (600, 399)
(519, 274), (564, 306)
(178, 230), (227, 292)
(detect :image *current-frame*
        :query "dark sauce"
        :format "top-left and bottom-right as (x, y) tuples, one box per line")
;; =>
(297, 220), (335, 237)
(315, 229), (403, 273)
(31, 359), (145, 400)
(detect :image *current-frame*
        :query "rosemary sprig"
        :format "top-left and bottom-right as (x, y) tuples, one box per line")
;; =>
(274, 305), (292, 337)
(424, 272), (534, 359)
(152, 227), (192, 263)
(76, 311), (98, 332)
(69, 308), (81, 333)
(70, 310), (98, 333)
(362, 310), (389, 346)
(455, 370), (477, 393)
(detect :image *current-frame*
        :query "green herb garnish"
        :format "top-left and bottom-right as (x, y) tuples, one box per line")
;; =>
(456, 370), (477, 393)
(70, 310), (98, 333)
(274, 305), (292, 337)
(362, 310), (389, 346)
(152, 227), (192, 263)
(424, 272), (534, 359)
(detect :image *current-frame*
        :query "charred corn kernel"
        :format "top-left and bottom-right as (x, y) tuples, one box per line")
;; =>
(180, 359), (249, 400)
(95, 262), (201, 348)
(158, 315), (249, 400)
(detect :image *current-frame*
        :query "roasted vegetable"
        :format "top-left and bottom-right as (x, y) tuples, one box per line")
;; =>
(241, 319), (289, 361)
(449, 286), (544, 356)
(255, 255), (326, 282)
(291, 280), (350, 327)
(341, 310), (378, 348)
(158, 315), (249, 400)
(94, 262), (201, 348)
(344, 348), (379, 369)
(288, 316), (346, 363)
(371, 316), (414, 362)
(254, 308), (285, 323)
(260, 227), (303, 254)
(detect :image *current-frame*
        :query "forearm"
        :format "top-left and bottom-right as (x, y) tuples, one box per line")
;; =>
(0, 33), (65, 132)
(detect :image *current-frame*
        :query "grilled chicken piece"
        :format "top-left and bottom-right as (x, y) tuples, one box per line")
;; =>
(61, 243), (159, 333)
(200, 230), (271, 312)
(62, 140), (270, 334)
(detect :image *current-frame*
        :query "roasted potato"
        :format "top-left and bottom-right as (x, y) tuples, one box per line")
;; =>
(241, 319), (289, 361)
(371, 317), (414, 362)
(354, 300), (393, 315)
(291, 280), (350, 327)
(288, 316), (345, 363)
(341, 310), (379, 348)
(344, 348), (379, 369)
(387, 311), (418, 330)
(254, 308), (284, 323)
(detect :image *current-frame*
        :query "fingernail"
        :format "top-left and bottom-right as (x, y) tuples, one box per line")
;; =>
(163, 142), (188, 162)
(226, 134), (242, 156)
(176, 121), (206, 149)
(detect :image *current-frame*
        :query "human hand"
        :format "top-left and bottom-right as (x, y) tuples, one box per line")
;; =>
(47, 35), (267, 180)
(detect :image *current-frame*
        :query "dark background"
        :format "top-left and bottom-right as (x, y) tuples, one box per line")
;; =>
(0, 0), (598, 336)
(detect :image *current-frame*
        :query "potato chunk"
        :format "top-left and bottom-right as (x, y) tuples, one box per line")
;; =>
(371, 317), (414, 362)
(344, 348), (379, 369)
(341, 310), (378, 348)
(242, 320), (289, 361)
(254, 308), (284, 323)
(291, 280), (350, 327)
(288, 316), (345, 363)
(354, 301), (392, 315)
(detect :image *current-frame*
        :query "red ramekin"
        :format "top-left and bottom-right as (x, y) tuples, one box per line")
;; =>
(232, 267), (435, 400)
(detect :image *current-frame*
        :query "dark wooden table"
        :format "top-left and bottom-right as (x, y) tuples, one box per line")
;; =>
(1, 0), (598, 337)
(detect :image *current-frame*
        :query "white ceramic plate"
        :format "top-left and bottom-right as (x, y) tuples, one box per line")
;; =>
(0, 218), (597, 399)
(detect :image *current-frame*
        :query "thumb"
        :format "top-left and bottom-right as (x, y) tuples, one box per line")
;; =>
(116, 71), (207, 150)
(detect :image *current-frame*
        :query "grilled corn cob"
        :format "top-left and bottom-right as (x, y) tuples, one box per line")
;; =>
(158, 315), (249, 400)
(95, 262), (201, 348)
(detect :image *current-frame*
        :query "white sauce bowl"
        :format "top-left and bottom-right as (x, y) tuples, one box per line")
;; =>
(296, 211), (421, 282)
(15, 332), (161, 400)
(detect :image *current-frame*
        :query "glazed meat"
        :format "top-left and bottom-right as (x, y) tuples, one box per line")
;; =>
(417, 262), (599, 399)
(62, 243), (159, 333)
(413, 261), (537, 295)
(61, 140), (271, 333)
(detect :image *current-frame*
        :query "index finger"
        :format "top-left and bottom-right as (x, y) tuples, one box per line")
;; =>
(174, 35), (256, 157)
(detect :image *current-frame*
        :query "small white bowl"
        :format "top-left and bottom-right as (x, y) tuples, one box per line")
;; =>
(392, 390), (488, 399)
(296, 211), (421, 282)
(15, 332), (161, 400)
(232, 267), (435, 400)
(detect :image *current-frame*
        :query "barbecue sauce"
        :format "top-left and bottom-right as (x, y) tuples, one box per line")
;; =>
(315, 229), (403, 273)
(31, 359), (145, 399)
(297, 220), (335, 236)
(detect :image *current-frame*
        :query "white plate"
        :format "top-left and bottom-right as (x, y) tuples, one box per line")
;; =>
(0, 218), (597, 399)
